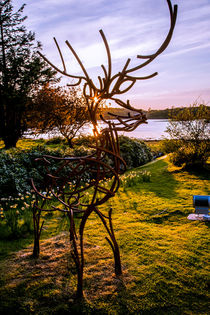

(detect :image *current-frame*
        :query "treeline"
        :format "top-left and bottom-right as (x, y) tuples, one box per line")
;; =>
(98, 107), (170, 119)
(146, 108), (170, 119)
(97, 107), (132, 119)
(100, 105), (210, 120)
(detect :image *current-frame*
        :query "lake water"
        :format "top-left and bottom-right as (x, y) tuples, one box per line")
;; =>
(25, 119), (169, 141)
(123, 119), (169, 140)
(82, 119), (169, 140)
(118, 119), (169, 140)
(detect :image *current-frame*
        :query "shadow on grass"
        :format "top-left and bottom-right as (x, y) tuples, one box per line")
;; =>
(187, 166), (210, 195)
(72, 282), (183, 315)
(0, 232), (133, 314)
(173, 163), (210, 180)
(140, 159), (179, 200)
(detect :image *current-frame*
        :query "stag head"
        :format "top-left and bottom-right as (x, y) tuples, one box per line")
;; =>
(38, 0), (177, 129)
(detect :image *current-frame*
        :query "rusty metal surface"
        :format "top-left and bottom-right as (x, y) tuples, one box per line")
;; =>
(31, 0), (177, 298)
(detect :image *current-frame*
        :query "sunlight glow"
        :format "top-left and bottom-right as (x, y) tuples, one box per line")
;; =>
(87, 121), (102, 136)
(94, 96), (99, 103)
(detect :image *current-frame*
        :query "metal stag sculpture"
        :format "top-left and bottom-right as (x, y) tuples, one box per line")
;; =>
(31, 0), (177, 298)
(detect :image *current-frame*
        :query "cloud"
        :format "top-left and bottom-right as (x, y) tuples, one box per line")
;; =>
(13, 0), (210, 108)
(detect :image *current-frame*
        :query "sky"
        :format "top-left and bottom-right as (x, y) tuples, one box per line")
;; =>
(14, 0), (210, 110)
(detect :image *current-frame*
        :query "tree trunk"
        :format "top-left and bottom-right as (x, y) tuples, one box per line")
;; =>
(3, 135), (19, 149)
(1, 105), (23, 149)
(67, 138), (74, 148)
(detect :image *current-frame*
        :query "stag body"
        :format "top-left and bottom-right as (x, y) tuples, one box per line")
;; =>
(32, 0), (177, 298)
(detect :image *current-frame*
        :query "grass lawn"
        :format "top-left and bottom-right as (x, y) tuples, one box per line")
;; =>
(0, 156), (209, 314)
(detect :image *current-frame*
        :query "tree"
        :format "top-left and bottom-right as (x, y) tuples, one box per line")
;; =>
(163, 103), (210, 169)
(0, 0), (58, 148)
(30, 84), (89, 147)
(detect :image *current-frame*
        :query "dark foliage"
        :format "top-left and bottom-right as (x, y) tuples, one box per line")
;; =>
(30, 85), (89, 147)
(0, 0), (58, 148)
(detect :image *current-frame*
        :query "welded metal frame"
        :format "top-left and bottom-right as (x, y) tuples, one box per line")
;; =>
(31, 0), (177, 298)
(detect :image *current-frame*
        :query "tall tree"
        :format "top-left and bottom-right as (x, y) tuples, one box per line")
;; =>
(30, 84), (89, 147)
(0, 0), (58, 148)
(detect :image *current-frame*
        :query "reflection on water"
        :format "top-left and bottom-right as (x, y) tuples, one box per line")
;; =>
(124, 119), (169, 140)
(24, 119), (169, 140)
(82, 119), (169, 140)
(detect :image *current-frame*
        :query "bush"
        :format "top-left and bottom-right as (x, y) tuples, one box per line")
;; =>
(161, 139), (181, 154)
(0, 146), (65, 237)
(170, 142), (210, 169)
(0, 151), (30, 198)
(119, 136), (153, 169)
(146, 141), (164, 159)
(74, 135), (95, 147)
(164, 104), (210, 169)
(3, 146), (67, 193)
(46, 136), (66, 145)
(73, 145), (94, 157)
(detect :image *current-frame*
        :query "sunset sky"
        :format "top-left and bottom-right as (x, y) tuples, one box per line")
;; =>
(14, 0), (210, 110)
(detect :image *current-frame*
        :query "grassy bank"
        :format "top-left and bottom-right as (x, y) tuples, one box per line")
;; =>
(0, 156), (209, 314)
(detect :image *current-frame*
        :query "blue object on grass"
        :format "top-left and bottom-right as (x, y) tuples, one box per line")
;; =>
(193, 195), (210, 215)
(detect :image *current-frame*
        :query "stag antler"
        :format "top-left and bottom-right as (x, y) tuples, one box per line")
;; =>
(38, 0), (177, 113)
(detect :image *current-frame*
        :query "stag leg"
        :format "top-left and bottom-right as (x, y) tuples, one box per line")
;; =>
(78, 205), (94, 297)
(95, 207), (122, 276)
(32, 204), (44, 258)
(68, 210), (83, 298)
(68, 206), (93, 298)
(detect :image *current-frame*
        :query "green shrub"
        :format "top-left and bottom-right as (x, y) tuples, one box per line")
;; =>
(170, 142), (209, 169)
(73, 145), (94, 157)
(119, 136), (153, 169)
(74, 136), (153, 169)
(0, 151), (30, 198)
(161, 139), (181, 154)
(0, 146), (65, 237)
(74, 135), (95, 147)
(146, 141), (164, 159)
(164, 104), (210, 169)
(46, 136), (66, 145)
